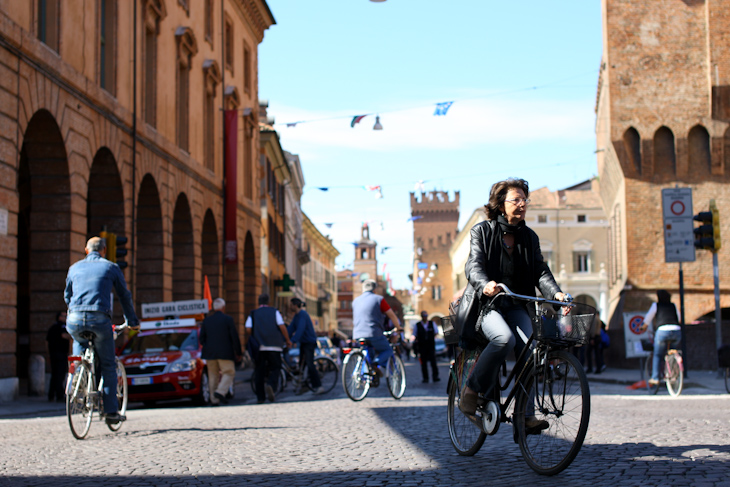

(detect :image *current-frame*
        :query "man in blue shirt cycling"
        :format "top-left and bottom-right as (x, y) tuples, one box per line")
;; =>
(64, 236), (140, 425)
(288, 298), (324, 395)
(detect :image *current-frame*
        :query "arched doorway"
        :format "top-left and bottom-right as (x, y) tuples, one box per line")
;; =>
(172, 193), (194, 301)
(136, 174), (163, 309)
(87, 148), (125, 321)
(16, 110), (71, 382)
(201, 210), (220, 300)
(244, 231), (257, 317)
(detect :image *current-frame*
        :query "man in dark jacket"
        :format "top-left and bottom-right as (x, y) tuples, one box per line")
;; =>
(200, 298), (241, 405)
(413, 310), (440, 383)
(288, 297), (324, 394)
(46, 311), (70, 402)
(245, 294), (292, 403)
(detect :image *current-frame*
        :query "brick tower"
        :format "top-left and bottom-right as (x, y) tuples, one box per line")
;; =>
(352, 223), (378, 300)
(411, 191), (460, 319)
(597, 0), (730, 368)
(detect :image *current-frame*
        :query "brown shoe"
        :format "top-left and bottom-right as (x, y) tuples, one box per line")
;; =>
(525, 416), (549, 434)
(459, 386), (478, 415)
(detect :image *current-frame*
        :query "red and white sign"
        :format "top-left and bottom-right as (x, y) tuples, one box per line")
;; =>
(662, 188), (695, 263)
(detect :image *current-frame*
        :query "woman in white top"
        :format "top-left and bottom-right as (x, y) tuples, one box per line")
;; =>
(641, 290), (681, 385)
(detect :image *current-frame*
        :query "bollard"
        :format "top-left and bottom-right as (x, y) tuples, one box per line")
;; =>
(27, 354), (46, 396)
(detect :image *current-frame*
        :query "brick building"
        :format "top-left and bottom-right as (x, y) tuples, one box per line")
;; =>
(0, 0), (274, 398)
(411, 191), (459, 321)
(301, 214), (338, 335)
(597, 0), (730, 368)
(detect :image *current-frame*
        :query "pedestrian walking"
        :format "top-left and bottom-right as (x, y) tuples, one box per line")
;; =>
(199, 298), (241, 406)
(288, 298), (324, 394)
(64, 236), (140, 425)
(46, 310), (70, 402)
(245, 294), (292, 403)
(352, 279), (402, 380)
(413, 310), (440, 383)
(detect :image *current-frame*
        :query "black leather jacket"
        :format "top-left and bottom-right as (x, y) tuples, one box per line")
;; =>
(456, 219), (561, 347)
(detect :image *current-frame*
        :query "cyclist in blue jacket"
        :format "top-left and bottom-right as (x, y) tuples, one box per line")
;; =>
(64, 236), (140, 425)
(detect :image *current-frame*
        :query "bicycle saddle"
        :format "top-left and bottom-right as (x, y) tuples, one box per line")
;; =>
(79, 330), (97, 341)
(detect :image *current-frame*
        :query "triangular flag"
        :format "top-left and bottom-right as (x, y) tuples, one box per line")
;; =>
(434, 101), (454, 116)
(203, 275), (213, 311)
(351, 115), (367, 127)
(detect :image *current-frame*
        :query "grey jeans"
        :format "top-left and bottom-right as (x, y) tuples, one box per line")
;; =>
(466, 302), (532, 395)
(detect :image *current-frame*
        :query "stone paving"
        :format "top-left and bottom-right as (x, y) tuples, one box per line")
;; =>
(1, 360), (729, 487)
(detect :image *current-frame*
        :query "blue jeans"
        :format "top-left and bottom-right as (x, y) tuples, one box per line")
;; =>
(359, 334), (394, 367)
(652, 327), (682, 381)
(467, 303), (532, 395)
(66, 311), (118, 414)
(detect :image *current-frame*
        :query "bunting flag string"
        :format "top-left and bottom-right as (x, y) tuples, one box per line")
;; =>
(434, 101), (454, 116)
(277, 69), (597, 128)
(406, 216), (423, 222)
(351, 115), (367, 127)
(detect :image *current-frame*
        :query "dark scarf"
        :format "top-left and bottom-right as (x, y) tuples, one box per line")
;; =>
(490, 215), (530, 297)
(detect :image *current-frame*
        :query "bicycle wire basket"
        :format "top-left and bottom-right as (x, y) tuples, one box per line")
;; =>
(442, 299), (461, 345)
(534, 302), (596, 347)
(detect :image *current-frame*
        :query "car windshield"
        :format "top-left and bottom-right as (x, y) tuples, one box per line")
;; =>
(123, 330), (198, 354)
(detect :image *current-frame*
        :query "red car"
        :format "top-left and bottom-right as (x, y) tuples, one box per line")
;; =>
(120, 324), (210, 406)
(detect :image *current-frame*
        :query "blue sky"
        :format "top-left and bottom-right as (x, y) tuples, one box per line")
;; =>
(258, 0), (603, 289)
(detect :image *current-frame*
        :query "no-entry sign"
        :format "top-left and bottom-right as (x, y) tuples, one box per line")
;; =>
(662, 188), (695, 263)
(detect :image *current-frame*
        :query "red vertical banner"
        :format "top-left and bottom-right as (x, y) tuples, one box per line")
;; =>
(224, 109), (238, 263)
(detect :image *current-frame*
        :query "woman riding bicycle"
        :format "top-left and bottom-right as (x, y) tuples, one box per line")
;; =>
(640, 289), (681, 386)
(456, 178), (570, 431)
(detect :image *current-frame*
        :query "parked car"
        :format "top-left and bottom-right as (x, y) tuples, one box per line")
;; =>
(435, 337), (447, 357)
(317, 336), (340, 363)
(119, 324), (210, 406)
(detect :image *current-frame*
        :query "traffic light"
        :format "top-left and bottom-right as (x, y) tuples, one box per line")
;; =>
(693, 199), (721, 252)
(99, 230), (128, 268)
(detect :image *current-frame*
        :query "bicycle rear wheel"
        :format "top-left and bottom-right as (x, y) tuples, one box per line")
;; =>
(665, 353), (683, 397)
(67, 363), (94, 440)
(107, 359), (128, 431)
(515, 349), (590, 476)
(644, 355), (660, 395)
(447, 379), (486, 456)
(307, 356), (338, 393)
(386, 354), (406, 399)
(342, 351), (370, 401)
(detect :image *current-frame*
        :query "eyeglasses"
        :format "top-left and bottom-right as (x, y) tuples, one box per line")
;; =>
(505, 198), (530, 206)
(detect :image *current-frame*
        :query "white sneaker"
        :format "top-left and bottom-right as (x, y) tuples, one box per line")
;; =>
(311, 386), (326, 395)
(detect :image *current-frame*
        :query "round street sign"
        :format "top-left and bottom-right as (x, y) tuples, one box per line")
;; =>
(629, 315), (645, 335)
(670, 200), (685, 216)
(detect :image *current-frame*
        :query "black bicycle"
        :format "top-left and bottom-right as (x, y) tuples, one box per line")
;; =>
(446, 285), (594, 476)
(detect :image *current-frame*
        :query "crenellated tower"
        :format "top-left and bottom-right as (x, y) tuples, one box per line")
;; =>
(410, 191), (460, 318)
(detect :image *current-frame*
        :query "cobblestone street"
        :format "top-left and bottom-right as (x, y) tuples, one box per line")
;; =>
(1, 361), (729, 487)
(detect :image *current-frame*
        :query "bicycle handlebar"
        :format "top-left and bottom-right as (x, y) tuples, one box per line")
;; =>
(490, 283), (573, 308)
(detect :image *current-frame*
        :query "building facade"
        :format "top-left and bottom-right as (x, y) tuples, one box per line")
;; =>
(301, 214), (338, 335)
(411, 191), (460, 320)
(597, 0), (730, 368)
(0, 0), (274, 398)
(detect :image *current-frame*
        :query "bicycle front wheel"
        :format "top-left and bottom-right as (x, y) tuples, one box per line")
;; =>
(107, 359), (128, 431)
(67, 363), (94, 440)
(307, 356), (338, 393)
(386, 354), (406, 399)
(342, 351), (370, 401)
(515, 349), (590, 476)
(665, 353), (683, 397)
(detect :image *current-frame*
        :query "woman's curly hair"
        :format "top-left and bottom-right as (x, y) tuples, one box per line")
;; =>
(484, 178), (530, 220)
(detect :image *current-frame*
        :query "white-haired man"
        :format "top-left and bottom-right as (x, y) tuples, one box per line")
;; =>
(200, 297), (241, 405)
(351, 279), (402, 379)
